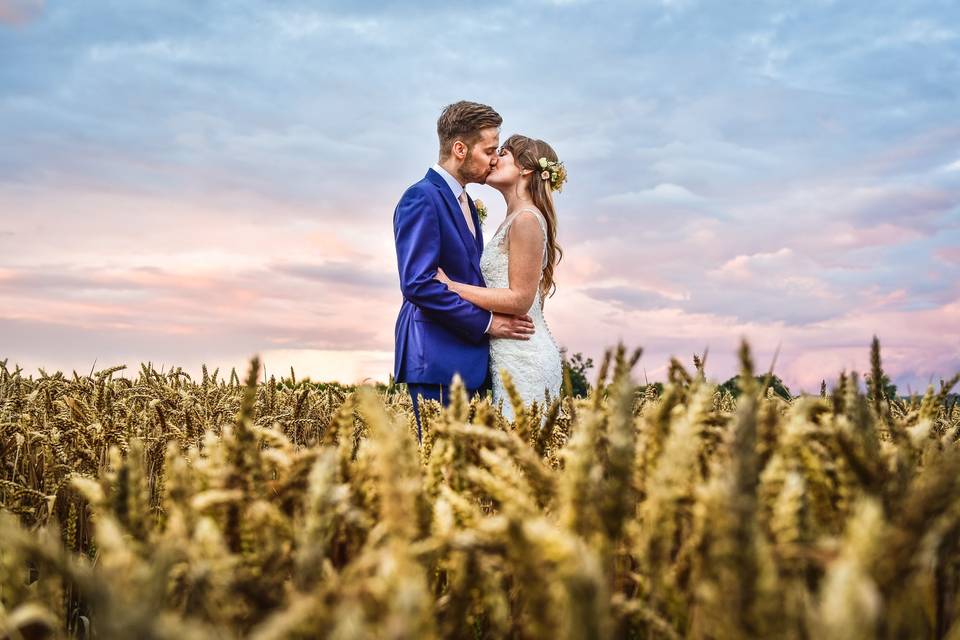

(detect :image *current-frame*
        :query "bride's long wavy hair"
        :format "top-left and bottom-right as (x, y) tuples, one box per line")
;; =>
(501, 134), (563, 303)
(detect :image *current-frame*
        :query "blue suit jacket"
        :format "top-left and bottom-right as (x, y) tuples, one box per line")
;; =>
(393, 168), (491, 390)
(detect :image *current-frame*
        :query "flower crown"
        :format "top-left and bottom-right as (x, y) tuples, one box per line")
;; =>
(537, 157), (568, 192)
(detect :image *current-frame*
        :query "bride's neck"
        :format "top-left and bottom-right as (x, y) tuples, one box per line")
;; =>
(502, 184), (534, 215)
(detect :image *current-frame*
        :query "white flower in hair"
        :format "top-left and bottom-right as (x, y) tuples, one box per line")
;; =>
(537, 156), (568, 192)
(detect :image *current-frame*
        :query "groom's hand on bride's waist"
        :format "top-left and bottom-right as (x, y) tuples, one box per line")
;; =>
(488, 313), (535, 340)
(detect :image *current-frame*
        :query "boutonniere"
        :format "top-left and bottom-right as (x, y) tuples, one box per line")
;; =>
(474, 198), (488, 224)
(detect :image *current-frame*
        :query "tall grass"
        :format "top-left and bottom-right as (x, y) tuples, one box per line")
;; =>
(1, 339), (959, 639)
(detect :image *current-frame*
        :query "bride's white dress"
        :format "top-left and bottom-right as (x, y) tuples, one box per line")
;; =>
(480, 208), (563, 420)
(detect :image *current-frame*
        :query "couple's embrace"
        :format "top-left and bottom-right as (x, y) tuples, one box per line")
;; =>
(393, 101), (567, 440)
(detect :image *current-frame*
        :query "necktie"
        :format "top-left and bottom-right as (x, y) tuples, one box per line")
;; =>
(458, 190), (476, 238)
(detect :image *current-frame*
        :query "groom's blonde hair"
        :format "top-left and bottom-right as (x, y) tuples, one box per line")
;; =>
(437, 101), (502, 160)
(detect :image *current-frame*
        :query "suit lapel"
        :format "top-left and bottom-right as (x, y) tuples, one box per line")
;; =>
(425, 169), (482, 279)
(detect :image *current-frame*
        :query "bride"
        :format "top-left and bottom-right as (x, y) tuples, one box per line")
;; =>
(435, 134), (566, 419)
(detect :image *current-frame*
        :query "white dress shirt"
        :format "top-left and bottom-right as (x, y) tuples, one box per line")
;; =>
(431, 163), (493, 335)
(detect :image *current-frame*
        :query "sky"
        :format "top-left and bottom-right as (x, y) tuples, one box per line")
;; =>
(1, 0), (958, 393)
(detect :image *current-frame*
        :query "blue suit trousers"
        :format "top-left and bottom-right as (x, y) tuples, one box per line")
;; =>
(408, 370), (491, 442)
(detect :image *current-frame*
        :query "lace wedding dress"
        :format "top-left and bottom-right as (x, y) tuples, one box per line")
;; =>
(480, 208), (563, 420)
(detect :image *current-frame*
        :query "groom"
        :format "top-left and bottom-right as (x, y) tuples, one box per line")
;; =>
(393, 101), (535, 441)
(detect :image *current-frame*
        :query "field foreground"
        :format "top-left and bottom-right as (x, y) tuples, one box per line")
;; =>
(1, 341), (960, 639)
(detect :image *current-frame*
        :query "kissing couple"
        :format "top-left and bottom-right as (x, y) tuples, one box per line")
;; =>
(393, 100), (567, 440)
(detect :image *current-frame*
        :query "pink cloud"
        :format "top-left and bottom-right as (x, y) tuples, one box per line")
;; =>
(866, 287), (909, 309)
(826, 222), (926, 250)
(545, 288), (959, 394)
(936, 247), (960, 265)
(0, 0), (42, 25)
(709, 247), (794, 281)
(1, 163), (956, 393)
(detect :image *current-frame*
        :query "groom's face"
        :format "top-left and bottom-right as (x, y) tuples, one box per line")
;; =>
(461, 127), (500, 185)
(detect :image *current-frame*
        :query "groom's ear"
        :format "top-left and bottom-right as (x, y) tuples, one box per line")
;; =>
(451, 140), (468, 161)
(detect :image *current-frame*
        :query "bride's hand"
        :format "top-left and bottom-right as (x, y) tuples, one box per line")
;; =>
(434, 267), (452, 286)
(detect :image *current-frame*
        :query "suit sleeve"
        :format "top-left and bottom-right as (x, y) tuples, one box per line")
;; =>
(394, 187), (492, 344)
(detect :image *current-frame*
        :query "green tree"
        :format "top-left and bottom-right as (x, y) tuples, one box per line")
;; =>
(561, 349), (593, 398)
(719, 374), (793, 400)
(864, 372), (898, 401)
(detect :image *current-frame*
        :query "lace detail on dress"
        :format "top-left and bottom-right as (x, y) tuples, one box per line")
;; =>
(481, 208), (562, 421)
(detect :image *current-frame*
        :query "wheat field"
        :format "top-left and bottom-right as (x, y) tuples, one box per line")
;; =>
(1, 339), (959, 639)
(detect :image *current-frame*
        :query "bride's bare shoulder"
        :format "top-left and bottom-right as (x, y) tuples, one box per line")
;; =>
(509, 208), (546, 234)
(505, 208), (546, 247)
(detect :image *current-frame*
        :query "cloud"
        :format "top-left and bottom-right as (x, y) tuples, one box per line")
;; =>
(841, 184), (957, 227)
(266, 11), (383, 41)
(936, 247), (960, 265)
(600, 183), (706, 207)
(0, 262), (399, 354)
(742, 30), (792, 79)
(0, 269), (151, 293)
(0, 315), (386, 381)
(0, 0), (42, 25)
(580, 284), (687, 311)
(258, 348), (394, 384)
(0, 0), (958, 391)
(87, 39), (207, 64)
(877, 20), (957, 47)
(272, 261), (395, 290)
(549, 290), (960, 394)
(709, 247), (795, 281)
